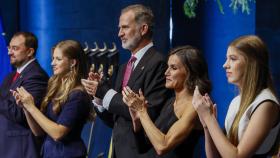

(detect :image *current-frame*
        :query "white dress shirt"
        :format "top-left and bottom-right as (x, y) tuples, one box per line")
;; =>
(17, 58), (36, 73)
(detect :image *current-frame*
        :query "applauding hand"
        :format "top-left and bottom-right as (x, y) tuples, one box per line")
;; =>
(81, 72), (103, 97)
(122, 87), (147, 113)
(192, 86), (216, 128)
(122, 87), (148, 132)
(11, 87), (35, 111)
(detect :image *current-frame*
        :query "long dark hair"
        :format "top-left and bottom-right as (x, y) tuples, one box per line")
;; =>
(169, 45), (212, 95)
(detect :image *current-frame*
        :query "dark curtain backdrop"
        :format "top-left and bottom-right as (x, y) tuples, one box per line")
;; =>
(256, 0), (280, 97)
(19, 0), (170, 157)
(0, 0), (19, 42)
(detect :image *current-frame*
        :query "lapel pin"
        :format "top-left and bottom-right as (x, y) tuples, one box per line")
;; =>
(141, 66), (144, 70)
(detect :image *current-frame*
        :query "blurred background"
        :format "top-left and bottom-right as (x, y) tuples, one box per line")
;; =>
(1, 0), (279, 157)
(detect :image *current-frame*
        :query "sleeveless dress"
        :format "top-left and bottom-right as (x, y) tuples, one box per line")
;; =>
(136, 97), (202, 158)
(225, 88), (279, 157)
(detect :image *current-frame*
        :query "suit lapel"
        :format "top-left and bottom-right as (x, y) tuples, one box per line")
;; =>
(127, 47), (155, 86)
(115, 64), (126, 91)
(10, 73), (23, 89)
(10, 60), (38, 89)
(0, 72), (15, 97)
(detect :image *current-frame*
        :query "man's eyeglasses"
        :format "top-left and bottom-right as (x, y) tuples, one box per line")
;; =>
(7, 45), (28, 52)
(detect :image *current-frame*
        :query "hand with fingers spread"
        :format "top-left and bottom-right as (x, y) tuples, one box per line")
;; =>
(122, 87), (147, 113)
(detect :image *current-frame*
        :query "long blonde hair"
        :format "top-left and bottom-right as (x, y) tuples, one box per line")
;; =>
(227, 35), (276, 145)
(40, 40), (88, 114)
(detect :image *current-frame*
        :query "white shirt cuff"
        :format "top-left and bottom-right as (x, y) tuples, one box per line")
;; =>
(103, 89), (118, 110)
(92, 99), (106, 112)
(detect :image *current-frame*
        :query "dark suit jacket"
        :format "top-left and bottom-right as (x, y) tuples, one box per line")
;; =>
(0, 60), (49, 158)
(96, 47), (171, 158)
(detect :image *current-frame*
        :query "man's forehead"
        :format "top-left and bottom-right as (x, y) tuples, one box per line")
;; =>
(119, 13), (135, 26)
(120, 10), (135, 19)
(10, 35), (25, 46)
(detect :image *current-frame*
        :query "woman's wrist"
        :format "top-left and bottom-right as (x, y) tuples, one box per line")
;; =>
(25, 103), (36, 113)
(137, 107), (147, 117)
(203, 112), (214, 127)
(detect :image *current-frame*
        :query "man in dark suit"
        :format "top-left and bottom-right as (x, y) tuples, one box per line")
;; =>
(82, 4), (170, 158)
(0, 32), (49, 158)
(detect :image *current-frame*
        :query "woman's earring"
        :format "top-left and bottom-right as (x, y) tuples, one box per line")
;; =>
(70, 65), (74, 72)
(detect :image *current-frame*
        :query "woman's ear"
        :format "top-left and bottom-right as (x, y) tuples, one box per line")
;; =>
(70, 59), (77, 68)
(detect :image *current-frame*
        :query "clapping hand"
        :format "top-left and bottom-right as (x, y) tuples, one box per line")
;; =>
(11, 87), (35, 110)
(192, 86), (216, 128)
(88, 71), (102, 81)
(122, 87), (147, 113)
(10, 89), (23, 107)
(81, 72), (103, 97)
(122, 87), (148, 132)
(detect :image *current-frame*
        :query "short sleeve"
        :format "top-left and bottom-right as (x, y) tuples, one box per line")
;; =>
(57, 90), (90, 128)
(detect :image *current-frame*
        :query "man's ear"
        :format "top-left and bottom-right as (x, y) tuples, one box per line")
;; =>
(140, 24), (149, 36)
(27, 48), (35, 57)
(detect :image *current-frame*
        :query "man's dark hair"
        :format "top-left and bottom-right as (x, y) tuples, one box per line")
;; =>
(12, 31), (38, 56)
(122, 4), (154, 38)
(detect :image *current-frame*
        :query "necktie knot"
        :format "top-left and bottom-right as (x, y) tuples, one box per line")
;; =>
(128, 56), (137, 64)
(12, 72), (20, 82)
(122, 56), (137, 87)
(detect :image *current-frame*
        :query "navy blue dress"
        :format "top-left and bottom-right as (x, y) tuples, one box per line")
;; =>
(42, 90), (91, 158)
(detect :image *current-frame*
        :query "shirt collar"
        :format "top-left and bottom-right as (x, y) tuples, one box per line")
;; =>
(133, 42), (153, 68)
(17, 58), (36, 73)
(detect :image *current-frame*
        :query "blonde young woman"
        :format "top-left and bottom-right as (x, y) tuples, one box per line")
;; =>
(192, 35), (280, 158)
(122, 46), (211, 157)
(12, 40), (91, 158)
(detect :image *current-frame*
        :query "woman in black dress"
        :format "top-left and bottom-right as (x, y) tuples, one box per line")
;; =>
(122, 45), (211, 157)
